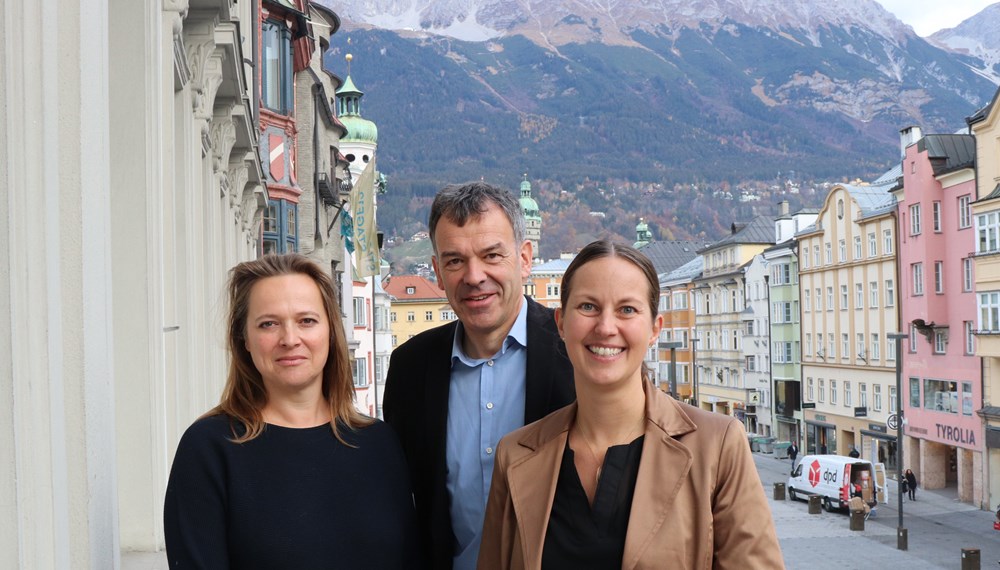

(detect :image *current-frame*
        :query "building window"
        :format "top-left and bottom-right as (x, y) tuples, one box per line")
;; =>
(828, 334), (835, 359)
(391, 335), (397, 347)
(855, 283), (863, 309)
(817, 333), (824, 358)
(807, 377), (814, 401)
(856, 333), (865, 359)
(406, 286), (415, 295)
(840, 285), (848, 310)
(745, 320), (755, 336)
(934, 261), (944, 294)
(889, 385), (897, 413)
(910, 204), (922, 235)
(977, 211), (1000, 253)
(841, 333), (849, 358)
(425, 311), (433, 321)
(830, 379), (838, 405)
(813, 245), (820, 267)
(263, 199), (297, 253)
(964, 258), (974, 292)
(965, 321), (975, 355)
(817, 288), (824, 311)
(887, 337), (896, 361)
(924, 379), (958, 413)
(547, 283), (560, 297)
(873, 384), (882, 412)
(818, 378), (825, 402)
(868, 232), (877, 257)
(440, 309), (456, 321)
(909, 377), (920, 407)
(772, 263), (792, 285)
(883, 229), (893, 254)
(844, 380), (852, 407)
(932, 201), (942, 232)
(353, 297), (367, 326)
(804, 290), (811, 311)
(837, 199), (844, 219)
(933, 330), (947, 354)
(774, 301), (793, 323)
(352, 357), (368, 387)
(871, 333), (880, 360)
(805, 333), (812, 356)
(854, 236), (862, 259)
(774, 341), (793, 363)
(870, 281), (879, 308)
(825, 243), (832, 264)
(672, 290), (689, 309)
(979, 291), (1000, 332)
(406, 311), (415, 322)
(390, 311), (397, 323)
(962, 382), (973, 416)
(839, 239), (846, 262)
(745, 356), (757, 371)
(909, 323), (917, 352)
(859, 382), (868, 408)
(374, 356), (385, 385)
(959, 195), (972, 229)
(261, 19), (293, 114)
(912, 263), (924, 296)
(885, 279), (895, 307)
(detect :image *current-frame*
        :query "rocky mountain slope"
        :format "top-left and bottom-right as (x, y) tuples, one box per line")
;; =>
(929, 2), (1000, 83)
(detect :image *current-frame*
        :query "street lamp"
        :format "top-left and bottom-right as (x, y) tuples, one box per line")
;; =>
(888, 331), (907, 551)
(659, 340), (684, 399)
(690, 337), (701, 407)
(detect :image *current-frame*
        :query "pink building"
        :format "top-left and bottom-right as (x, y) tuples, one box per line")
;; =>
(894, 126), (983, 505)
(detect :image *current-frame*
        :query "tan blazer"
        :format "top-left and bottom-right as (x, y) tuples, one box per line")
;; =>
(478, 380), (785, 569)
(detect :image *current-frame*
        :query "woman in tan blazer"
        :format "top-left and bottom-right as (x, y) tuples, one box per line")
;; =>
(478, 241), (784, 569)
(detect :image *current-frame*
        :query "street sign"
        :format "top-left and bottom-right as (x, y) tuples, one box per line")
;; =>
(747, 390), (760, 405)
(801, 402), (816, 409)
(887, 414), (899, 430)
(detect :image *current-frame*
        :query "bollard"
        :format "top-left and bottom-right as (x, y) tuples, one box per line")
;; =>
(849, 510), (865, 531)
(808, 495), (821, 514)
(961, 548), (980, 570)
(773, 482), (785, 501)
(897, 528), (908, 551)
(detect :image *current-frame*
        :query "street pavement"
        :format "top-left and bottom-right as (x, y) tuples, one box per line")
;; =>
(754, 451), (1000, 569)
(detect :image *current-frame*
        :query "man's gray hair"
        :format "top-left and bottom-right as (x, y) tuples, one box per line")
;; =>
(428, 182), (526, 253)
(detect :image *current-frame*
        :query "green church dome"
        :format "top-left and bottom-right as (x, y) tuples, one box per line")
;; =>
(340, 115), (378, 143)
(519, 177), (539, 218)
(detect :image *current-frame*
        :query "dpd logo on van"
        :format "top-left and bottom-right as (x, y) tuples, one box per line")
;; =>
(808, 459), (822, 487)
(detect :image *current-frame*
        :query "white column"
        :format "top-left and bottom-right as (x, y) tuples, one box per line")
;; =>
(1, 0), (119, 567)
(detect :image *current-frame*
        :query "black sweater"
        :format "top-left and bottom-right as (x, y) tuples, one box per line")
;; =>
(164, 415), (421, 569)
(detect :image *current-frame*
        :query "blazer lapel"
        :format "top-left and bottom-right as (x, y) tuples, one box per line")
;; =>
(506, 405), (575, 569)
(622, 383), (697, 570)
(425, 323), (457, 497)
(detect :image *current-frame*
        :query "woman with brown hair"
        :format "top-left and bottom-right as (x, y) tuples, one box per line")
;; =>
(478, 241), (782, 569)
(164, 254), (420, 568)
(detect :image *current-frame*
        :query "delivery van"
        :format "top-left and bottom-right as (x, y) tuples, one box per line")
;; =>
(787, 454), (886, 512)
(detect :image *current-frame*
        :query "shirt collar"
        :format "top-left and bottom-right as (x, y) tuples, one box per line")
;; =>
(451, 296), (528, 366)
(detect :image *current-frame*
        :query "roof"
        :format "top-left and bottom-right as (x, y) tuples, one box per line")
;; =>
(532, 257), (574, 274)
(917, 134), (976, 176)
(661, 256), (703, 286)
(846, 182), (897, 221)
(967, 84), (1000, 126)
(638, 240), (710, 275)
(697, 216), (776, 254)
(383, 275), (446, 302)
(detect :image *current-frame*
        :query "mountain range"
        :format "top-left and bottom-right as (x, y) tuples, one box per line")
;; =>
(318, 0), (1000, 253)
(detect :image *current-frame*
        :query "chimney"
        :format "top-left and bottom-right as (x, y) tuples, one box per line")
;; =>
(899, 126), (922, 158)
(779, 200), (789, 216)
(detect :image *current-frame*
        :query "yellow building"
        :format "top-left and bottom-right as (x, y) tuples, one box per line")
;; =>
(693, 217), (775, 419)
(969, 86), (1000, 509)
(797, 179), (899, 460)
(384, 275), (453, 348)
(528, 255), (574, 308)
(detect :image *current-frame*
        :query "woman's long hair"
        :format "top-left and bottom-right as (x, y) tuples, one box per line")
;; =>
(207, 253), (373, 443)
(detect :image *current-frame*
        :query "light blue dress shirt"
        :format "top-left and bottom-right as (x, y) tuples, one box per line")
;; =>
(446, 300), (528, 570)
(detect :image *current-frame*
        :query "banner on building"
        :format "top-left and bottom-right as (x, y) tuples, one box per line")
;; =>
(349, 159), (380, 278)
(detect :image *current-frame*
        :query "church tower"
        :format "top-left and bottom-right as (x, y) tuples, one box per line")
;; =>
(634, 218), (652, 248)
(519, 174), (542, 259)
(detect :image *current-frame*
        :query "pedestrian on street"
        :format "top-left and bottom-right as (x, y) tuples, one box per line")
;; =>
(905, 469), (917, 500)
(788, 441), (798, 467)
(848, 447), (860, 458)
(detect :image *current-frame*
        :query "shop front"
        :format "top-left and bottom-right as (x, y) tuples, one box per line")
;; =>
(805, 415), (836, 455)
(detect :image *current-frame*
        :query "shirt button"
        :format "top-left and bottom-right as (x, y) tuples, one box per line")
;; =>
(486, 447), (494, 454)
(487, 360), (494, 367)
(486, 402), (494, 410)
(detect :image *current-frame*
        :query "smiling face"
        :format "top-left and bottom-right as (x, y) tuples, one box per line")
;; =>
(432, 203), (532, 357)
(556, 256), (662, 390)
(244, 273), (331, 398)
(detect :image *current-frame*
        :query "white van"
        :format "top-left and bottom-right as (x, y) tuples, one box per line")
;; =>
(787, 454), (886, 512)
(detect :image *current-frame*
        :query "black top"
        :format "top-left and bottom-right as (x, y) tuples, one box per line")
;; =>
(541, 436), (645, 569)
(163, 415), (422, 569)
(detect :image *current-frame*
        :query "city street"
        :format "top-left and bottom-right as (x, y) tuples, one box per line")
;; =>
(755, 452), (1000, 569)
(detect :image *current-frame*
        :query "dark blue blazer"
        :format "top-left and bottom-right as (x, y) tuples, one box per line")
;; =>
(383, 297), (575, 570)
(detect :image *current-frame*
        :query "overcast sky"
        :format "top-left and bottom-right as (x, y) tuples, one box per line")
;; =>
(877, 0), (996, 36)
